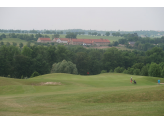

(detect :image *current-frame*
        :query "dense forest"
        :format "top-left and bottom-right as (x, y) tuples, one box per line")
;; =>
(1, 32), (164, 79)
(1, 42), (164, 78)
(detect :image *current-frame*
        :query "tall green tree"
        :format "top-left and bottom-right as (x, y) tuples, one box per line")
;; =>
(51, 60), (78, 74)
(159, 62), (164, 69)
(32, 54), (50, 75)
(12, 42), (17, 46)
(35, 33), (43, 40)
(52, 34), (60, 39)
(114, 66), (124, 73)
(0, 45), (20, 77)
(19, 43), (23, 48)
(140, 64), (150, 76)
(75, 52), (89, 75)
(6, 42), (10, 46)
(88, 59), (101, 75)
(102, 47), (124, 71)
(65, 33), (77, 38)
(132, 63), (144, 70)
(0, 41), (4, 46)
(13, 55), (34, 78)
(133, 69), (140, 75)
(55, 45), (69, 62)
(0, 46), (11, 76)
(1, 34), (6, 38)
(113, 41), (119, 46)
(27, 42), (31, 47)
(47, 45), (57, 66)
(127, 67), (134, 75)
(97, 33), (101, 36)
(161, 68), (164, 78)
(21, 46), (33, 58)
(105, 32), (110, 36)
(148, 62), (161, 77)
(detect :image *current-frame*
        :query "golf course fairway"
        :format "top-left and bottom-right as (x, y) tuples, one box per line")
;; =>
(0, 73), (164, 116)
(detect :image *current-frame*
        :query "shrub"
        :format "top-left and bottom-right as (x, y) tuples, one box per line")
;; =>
(127, 67), (134, 75)
(31, 71), (39, 78)
(123, 69), (128, 74)
(51, 60), (78, 74)
(133, 69), (140, 75)
(101, 70), (107, 73)
(114, 66), (124, 73)
(21, 75), (24, 79)
(109, 69), (113, 73)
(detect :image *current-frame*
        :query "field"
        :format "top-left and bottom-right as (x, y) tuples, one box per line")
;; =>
(0, 73), (164, 116)
(0, 33), (123, 43)
(59, 34), (123, 43)
(0, 38), (35, 46)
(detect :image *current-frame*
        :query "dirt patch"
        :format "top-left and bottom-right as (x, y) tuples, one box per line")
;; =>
(31, 82), (62, 86)
(40, 82), (62, 86)
(159, 83), (164, 84)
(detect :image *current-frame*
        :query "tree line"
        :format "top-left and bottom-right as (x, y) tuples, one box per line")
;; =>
(0, 33), (51, 42)
(116, 33), (164, 51)
(1, 42), (164, 78)
(1, 29), (164, 37)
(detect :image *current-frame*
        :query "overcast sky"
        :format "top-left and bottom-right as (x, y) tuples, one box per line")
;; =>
(0, 7), (164, 31)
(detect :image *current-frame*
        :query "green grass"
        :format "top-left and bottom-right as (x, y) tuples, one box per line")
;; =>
(0, 38), (35, 46)
(0, 73), (164, 116)
(59, 34), (123, 43)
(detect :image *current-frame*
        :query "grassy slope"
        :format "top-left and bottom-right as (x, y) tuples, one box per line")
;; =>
(0, 73), (164, 116)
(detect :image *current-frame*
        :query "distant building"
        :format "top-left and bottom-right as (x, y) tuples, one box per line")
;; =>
(37, 37), (52, 43)
(93, 38), (110, 46)
(53, 38), (70, 43)
(141, 35), (146, 38)
(69, 38), (110, 46)
(128, 42), (136, 47)
(51, 38), (110, 46)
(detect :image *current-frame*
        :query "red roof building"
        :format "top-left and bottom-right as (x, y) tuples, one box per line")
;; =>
(70, 38), (110, 46)
(52, 38), (70, 43)
(50, 37), (110, 46)
(37, 37), (52, 43)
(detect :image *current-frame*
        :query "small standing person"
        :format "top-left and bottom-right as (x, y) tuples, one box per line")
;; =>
(131, 77), (132, 83)
(158, 79), (160, 85)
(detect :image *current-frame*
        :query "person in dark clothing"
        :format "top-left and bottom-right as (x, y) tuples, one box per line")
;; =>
(133, 80), (136, 84)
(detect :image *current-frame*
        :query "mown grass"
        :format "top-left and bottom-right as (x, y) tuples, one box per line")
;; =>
(0, 73), (164, 116)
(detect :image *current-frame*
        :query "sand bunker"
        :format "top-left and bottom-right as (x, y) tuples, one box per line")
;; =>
(40, 82), (61, 85)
